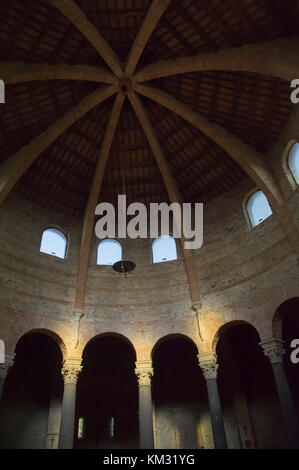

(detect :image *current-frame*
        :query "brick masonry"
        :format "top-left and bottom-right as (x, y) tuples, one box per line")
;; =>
(0, 108), (298, 361)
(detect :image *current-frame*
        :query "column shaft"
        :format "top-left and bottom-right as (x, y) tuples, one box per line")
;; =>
(138, 385), (154, 449)
(198, 353), (227, 449)
(206, 378), (227, 449)
(58, 358), (82, 449)
(59, 382), (77, 449)
(260, 338), (299, 449)
(135, 361), (154, 449)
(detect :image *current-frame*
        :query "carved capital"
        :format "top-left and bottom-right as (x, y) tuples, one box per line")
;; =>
(61, 358), (82, 384)
(135, 361), (153, 386)
(0, 352), (15, 379)
(259, 338), (285, 364)
(198, 352), (218, 380)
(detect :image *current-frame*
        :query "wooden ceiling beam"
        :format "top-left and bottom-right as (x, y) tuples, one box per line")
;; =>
(17, 181), (74, 213)
(28, 162), (88, 194)
(74, 92), (125, 310)
(134, 37), (299, 82)
(160, 18), (196, 55)
(80, 8), (147, 18)
(48, 0), (123, 77)
(175, 152), (233, 184)
(108, 159), (156, 171)
(146, 32), (177, 59)
(135, 84), (299, 257)
(104, 174), (162, 188)
(0, 85), (117, 206)
(21, 169), (86, 205)
(101, 189), (168, 203)
(225, 0), (259, 41)
(173, 2), (218, 50)
(125, 0), (172, 76)
(128, 90), (202, 307)
(38, 147), (93, 181)
(150, 114), (223, 169)
(199, 0), (240, 46)
(0, 62), (116, 84)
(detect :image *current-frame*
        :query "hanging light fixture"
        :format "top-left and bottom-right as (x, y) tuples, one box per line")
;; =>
(112, 171), (135, 276)
(112, 259), (136, 275)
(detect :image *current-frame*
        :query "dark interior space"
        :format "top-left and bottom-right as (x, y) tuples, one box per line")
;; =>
(75, 335), (138, 449)
(280, 298), (299, 416)
(0, 332), (63, 449)
(217, 323), (289, 449)
(152, 335), (207, 448)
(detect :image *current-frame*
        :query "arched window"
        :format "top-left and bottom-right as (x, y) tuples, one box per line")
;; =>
(247, 190), (273, 227)
(97, 239), (122, 266)
(288, 142), (299, 185)
(40, 228), (67, 259)
(152, 235), (177, 263)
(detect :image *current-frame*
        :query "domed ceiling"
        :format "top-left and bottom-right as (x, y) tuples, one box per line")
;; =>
(0, 0), (297, 216)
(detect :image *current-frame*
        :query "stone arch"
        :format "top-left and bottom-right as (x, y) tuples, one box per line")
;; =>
(272, 297), (299, 339)
(15, 328), (67, 360)
(82, 331), (137, 360)
(260, 281), (299, 340)
(1, 328), (65, 449)
(211, 320), (259, 353)
(151, 333), (199, 359)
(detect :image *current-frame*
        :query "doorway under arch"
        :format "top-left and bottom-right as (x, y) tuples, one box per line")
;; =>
(152, 334), (210, 449)
(75, 334), (138, 449)
(215, 322), (289, 449)
(0, 331), (63, 449)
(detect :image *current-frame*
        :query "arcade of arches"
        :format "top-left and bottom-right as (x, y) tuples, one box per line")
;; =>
(1, 307), (299, 449)
(0, 0), (299, 450)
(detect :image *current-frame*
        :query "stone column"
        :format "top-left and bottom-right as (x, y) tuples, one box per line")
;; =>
(0, 352), (15, 402)
(198, 353), (227, 449)
(260, 338), (299, 448)
(58, 358), (82, 449)
(135, 361), (154, 449)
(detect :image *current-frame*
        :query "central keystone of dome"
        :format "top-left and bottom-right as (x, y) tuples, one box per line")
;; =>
(118, 77), (132, 93)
